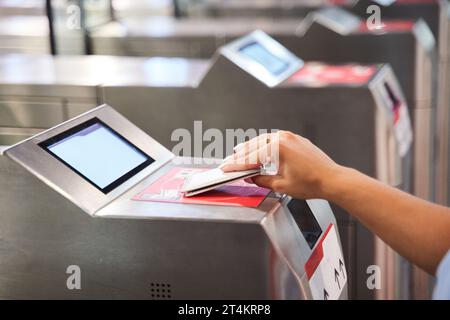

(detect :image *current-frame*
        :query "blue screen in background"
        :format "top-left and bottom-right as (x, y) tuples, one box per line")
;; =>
(42, 119), (153, 193)
(239, 41), (289, 76)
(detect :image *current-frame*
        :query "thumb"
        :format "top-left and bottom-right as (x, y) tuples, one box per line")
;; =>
(251, 175), (283, 191)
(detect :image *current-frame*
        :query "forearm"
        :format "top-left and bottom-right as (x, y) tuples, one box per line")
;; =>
(323, 166), (450, 274)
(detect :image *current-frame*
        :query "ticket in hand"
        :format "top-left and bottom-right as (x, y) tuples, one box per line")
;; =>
(181, 168), (261, 197)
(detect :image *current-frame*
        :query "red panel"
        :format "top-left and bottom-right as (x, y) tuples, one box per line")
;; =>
(305, 224), (334, 280)
(289, 63), (377, 86)
(132, 167), (270, 207)
(358, 20), (415, 33)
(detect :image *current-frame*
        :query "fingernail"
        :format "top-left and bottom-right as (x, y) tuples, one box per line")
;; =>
(218, 163), (227, 170)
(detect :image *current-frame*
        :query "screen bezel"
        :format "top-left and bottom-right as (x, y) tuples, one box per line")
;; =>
(39, 117), (155, 194)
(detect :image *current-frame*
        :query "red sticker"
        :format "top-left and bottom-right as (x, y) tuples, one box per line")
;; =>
(304, 224), (333, 279)
(289, 63), (377, 85)
(132, 167), (270, 207)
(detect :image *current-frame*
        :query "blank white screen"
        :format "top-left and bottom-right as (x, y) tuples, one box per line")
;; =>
(48, 122), (148, 189)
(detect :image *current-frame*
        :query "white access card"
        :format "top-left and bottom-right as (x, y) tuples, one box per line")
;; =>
(181, 168), (261, 196)
(306, 224), (347, 300)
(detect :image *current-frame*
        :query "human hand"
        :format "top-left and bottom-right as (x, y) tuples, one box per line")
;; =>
(219, 131), (344, 199)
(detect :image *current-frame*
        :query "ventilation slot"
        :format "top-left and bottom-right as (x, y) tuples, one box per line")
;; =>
(150, 282), (172, 299)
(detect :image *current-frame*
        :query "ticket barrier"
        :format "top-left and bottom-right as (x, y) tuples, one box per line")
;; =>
(0, 54), (206, 129)
(352, 0), (450, 208)
(0, 105), (348, 300)
(201, 0), (339, 18)
(0, 0), (45, 16)
(0, 15), (49, 54)
(294, 7), (436, 208)
(89, 16), (303, 58)
(0, 31), (415, 299)
(340, 0), (450, 298)
(100, 31), (414, 300)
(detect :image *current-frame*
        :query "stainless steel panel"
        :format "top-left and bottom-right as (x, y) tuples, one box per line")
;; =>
(0, 97), (66, 128)
(0, 54), (209, 95)
(0, 16), (49, 54)
(0, 0), (45, 16)
(203, 0), (334, 18)
(90, 17), (303, 58)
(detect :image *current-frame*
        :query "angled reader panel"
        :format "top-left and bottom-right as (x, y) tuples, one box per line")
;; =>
(220, 30), (303, 87)
(4, 104), (174, 215)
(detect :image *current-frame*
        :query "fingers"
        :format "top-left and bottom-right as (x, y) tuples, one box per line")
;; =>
(233, 133), (272, 155)
(233, 132), (280, 157)
(243, 174), (285, 193)
(220, 145), (271, 172)
(221, 132), (281, 172)
(252, 175), (284, 192)
(219, 160), (261, 172)
(244, 177), (254, 184)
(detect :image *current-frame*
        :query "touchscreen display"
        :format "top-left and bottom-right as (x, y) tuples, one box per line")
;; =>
(40, 118), (154, 194)
(239, 41), (289, 76)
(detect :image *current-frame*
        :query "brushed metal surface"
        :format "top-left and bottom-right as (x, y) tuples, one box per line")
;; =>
(0, 54), (210, 129)
(0, 15), (49, 54)
(203, 0), (335, 18)
(90, 16), (304, 58)
(0, 0), (45, 16)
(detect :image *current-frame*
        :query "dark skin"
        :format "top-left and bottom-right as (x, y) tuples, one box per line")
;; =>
(220, 131), (450, 275)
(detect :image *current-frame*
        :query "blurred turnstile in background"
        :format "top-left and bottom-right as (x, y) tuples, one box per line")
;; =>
(0, 54), (101, 128)
(352, 0), (450, 204)
(0, 0), (115, 55)
(292, 10), (438, 298)
(0, 54), (200, 129)
(198, 0), (346, 18)
(0, 15), (50, 54)
(350, 0), (450, 299)
(294, 9), (436, 211)
(110, 0), (176, 18)
(89, 17), (303, 58)
(0, 0), (45, 16)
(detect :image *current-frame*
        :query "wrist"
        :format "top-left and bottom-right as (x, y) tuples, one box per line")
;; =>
(319, 165), (358, 202)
